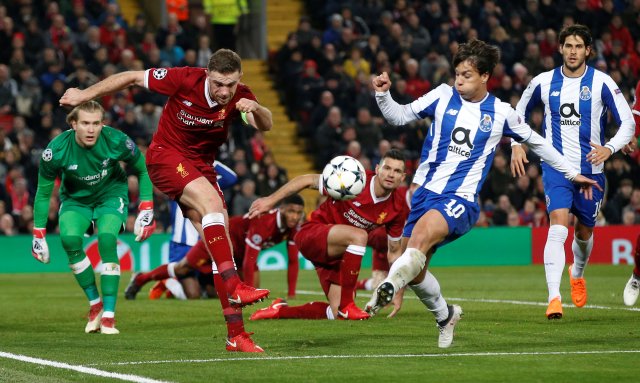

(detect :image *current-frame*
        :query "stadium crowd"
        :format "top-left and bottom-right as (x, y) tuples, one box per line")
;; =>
(0, 0), (639, 237)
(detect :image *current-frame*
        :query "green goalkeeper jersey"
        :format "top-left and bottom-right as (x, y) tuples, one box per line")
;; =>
(33, 126), (152, 228)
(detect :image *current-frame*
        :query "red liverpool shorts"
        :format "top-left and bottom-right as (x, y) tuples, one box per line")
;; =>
(295, 221), (341, 297)
(146, 143), (226, 209)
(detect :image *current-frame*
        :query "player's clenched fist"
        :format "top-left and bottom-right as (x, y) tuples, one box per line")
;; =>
(31, 228), (50, 264)
(372, 72), (392, 93)
(134, 201), (156, 242)
(236, 98), (259, 113)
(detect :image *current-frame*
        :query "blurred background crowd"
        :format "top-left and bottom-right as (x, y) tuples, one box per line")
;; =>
(0, 0), (639, 237)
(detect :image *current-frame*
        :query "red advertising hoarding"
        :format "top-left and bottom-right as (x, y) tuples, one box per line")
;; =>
(532, 225), (640, 264)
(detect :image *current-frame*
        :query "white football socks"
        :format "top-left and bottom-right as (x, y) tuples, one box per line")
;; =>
(571, 234), (593, 278)
(409, 271), (449, 323)
(544, 225), (568, 302)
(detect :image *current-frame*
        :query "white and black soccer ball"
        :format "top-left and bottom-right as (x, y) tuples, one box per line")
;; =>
(321, 155), (366, 201)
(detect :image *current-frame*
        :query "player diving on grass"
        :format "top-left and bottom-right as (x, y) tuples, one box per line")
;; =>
(124, 194), (304, 300)
(365, 39), (601, 348)
(31, 101), (156, 335)
(248, 149), (408, 321)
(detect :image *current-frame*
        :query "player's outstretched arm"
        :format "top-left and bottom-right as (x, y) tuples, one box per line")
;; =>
(238, 99), (273, 132)
(248, 174), (319, 218)
(59, 71), (145, 107)
(523, 131), (602, 198)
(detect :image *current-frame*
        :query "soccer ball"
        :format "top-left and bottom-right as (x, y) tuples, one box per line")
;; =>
(321, 155), (366, 201)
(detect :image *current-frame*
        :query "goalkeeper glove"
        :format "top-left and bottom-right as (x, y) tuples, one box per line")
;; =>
(31, 228), (50, 264)
(134, 201), (156, 242)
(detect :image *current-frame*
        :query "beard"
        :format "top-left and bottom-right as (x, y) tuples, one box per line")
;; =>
(564, 58), (585, 72)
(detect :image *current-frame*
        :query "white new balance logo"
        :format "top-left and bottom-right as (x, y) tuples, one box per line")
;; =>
(550, 91), (560, 97)
(446, 109), (459, 116)
(182, 100), (192, 106)
(226, 340), (237, 347)
(67, 164), (78, 170)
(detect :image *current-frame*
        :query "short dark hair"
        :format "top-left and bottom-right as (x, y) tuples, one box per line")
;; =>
(207, 49), (242, 74)
(283, 194), (304, 206)
(452, 39), (500, 77)
(381, 148), (406, 163)
(558, 24), (592, 47)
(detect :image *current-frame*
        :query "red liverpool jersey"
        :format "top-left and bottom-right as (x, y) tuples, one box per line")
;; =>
(312, 171), (408, 239)
(144, 67), (256, 163)
(229, 209), (299, 252)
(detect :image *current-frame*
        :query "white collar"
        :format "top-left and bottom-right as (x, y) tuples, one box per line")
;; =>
(276, 210), (284, 231)
(370, 175), (391, 204)
(204, 79), (218, 108)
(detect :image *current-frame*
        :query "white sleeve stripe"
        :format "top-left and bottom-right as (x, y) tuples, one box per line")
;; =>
(632, 110), (640, 116)
(143, 69), (150, 89)
(244, 238), (261, 250)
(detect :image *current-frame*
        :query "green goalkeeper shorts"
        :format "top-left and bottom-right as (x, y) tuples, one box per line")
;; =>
(60, 195), (129, 225)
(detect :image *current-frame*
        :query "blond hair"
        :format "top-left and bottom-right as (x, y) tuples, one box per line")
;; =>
(66, 100), (105, 125)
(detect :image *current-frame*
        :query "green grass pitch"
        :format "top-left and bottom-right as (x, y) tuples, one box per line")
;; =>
(0, 265), (638, 382)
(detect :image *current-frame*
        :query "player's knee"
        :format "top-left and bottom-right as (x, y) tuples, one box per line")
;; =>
(547, 225), (569, 243)
(97, 233), (119, 264)
(60, 235), (83, 255)
(174, 263), (192, 276)
(349, 229), (369, 246)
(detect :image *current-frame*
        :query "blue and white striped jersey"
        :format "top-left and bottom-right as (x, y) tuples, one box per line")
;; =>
(170, 160), (238, 246)
(516, 66), (635, 174)
(376, 84), (578, 201)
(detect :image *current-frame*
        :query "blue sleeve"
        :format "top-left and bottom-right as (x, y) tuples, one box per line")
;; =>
(213, 161), (238, 189)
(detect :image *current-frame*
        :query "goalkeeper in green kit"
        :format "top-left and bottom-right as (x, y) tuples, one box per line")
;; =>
(31, 101), (156, 335)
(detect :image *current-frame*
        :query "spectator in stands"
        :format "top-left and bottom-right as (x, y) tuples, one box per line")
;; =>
(196, 35), (213, 68)
(0, 212), (15, 236)
(403, 58), (430, 101)
(343, 47), (370, 80)
(493, 195), (513, 227)
(604, 178), (634, 224)
(256, 163), (288, 197)
(294, 16), (320, 47)
(623, 188), (640, 224)
(314, 106), (345, 169)
(295, 59), (324, 122)
(233, 179), (258, 216)
(322, 13), (343, 46)
(353, 107), (382, 158)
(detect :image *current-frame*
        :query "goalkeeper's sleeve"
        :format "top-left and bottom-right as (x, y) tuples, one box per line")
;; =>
(33, 174), (55, 228)
(130, 154), (153, 202)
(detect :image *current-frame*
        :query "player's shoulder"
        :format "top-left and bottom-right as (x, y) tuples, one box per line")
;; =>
(433, 83), (452, 96)
(235, 82), (255, 99)
(590, 66), (618, 85)
(42, 129), (74, 164)
(166, 66), (207, 85)
(101, 125), (128, 141)
(101, 125), (135, 146)
(488, 93), (516, 116)
(47, 129), (74, 149)
(531, 68), (556, 84)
